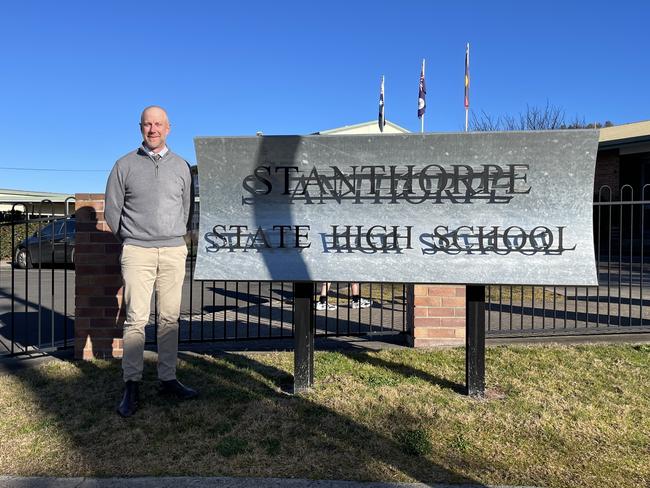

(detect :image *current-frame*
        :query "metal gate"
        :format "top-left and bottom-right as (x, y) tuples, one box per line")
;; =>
(0, 200), (76, 356)
(159, 245), (409, 345)
(1, 198), (407, 357)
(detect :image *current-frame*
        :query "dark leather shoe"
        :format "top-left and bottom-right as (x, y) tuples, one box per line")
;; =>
(117, 380), (139, 418)
(159, 379), (199, 400)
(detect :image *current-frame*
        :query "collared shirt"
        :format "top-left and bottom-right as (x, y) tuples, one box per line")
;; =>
(145, 145), (169, 159)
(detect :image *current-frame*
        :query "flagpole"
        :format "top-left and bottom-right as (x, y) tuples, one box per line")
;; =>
(465, 43), (470, 132)
(421, 58), (425, 133)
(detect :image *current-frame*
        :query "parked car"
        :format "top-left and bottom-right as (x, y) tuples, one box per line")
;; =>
(13, 217), (75, 269)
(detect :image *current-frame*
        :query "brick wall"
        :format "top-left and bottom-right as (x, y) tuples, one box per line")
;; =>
(594, 149), (620, 199)
(74, 193), (124, 359)
(409, 285), (465, 347)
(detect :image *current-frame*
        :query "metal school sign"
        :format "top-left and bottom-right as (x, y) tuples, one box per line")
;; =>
(194, 131), (599, 285)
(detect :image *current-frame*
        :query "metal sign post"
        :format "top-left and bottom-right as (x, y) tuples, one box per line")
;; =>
(466, 285), (486, 396)
(293, 281), (314, 394)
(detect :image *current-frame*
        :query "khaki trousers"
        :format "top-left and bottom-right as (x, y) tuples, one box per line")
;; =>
(120, 244), (188, 382)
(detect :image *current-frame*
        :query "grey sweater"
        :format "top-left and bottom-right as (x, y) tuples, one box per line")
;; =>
(105, 145), (193, 248)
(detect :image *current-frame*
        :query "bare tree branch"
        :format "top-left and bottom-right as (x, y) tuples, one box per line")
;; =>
(470, 102), (611, 131)
(469, 109), (501, 131)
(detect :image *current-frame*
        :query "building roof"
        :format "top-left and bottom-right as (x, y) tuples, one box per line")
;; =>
(0, 188), (74, 202)
(315, 119), (410, 135)
(599, 120), (650, 144)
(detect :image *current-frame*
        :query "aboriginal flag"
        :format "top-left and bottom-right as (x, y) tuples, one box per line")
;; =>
(418, 60), (426, 118)
(464, 43), (470, 109)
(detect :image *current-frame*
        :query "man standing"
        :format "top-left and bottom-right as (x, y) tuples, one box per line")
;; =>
(105, 106), (197, 418)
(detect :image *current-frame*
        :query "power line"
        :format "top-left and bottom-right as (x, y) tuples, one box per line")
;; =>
(0, 167), (109, 172)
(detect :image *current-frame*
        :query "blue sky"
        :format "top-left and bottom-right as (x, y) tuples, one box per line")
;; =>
(1, 1), (648, 194)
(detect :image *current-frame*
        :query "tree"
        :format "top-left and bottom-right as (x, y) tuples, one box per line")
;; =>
(469, 101), (613, 131)
(561, 116), (614, 130)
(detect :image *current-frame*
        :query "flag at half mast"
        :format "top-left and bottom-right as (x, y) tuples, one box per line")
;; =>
(378, 75), (385, 132)
(418, 59), (426, 118)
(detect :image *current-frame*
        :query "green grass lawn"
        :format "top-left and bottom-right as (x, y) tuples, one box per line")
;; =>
(487, 285), (564, 304)
(0, 344), (648, 487)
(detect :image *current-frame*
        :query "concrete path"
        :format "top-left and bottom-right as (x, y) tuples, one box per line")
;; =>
(0, 476), (538, 488)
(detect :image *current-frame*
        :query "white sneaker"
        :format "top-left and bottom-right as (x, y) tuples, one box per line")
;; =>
(351, 298), (372, 309)
(316, 301), (337, 311)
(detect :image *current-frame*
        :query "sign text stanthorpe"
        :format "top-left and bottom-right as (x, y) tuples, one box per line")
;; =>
(240, 163), (531, 205)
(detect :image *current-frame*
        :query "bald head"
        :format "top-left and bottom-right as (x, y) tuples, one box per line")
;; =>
(140, 105), (169, 124)
(140, 106), (170, 153)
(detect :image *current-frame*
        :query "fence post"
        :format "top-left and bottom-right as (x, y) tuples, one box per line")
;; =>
(466, 285), (486, 397)
(293, 281), (314, 393)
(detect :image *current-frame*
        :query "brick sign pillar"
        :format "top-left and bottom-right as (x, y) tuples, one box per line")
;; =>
(74, 193), (124, 359)
(409, 285), (466, 347)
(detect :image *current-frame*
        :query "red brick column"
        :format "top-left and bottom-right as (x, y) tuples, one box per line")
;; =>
(74, 194), (124, 359)
(409, 285), (466, 347)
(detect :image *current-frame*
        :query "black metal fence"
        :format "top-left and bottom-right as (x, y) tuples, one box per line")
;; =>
(0, 198), (407, 356)
(0, 200), (76, 355)
(486, 185), (650, 336)
(3, 187), (650, 357)
(158, 246), (410, 344)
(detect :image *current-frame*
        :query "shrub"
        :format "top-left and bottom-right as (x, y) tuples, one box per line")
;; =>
(0, 222), (40, 261)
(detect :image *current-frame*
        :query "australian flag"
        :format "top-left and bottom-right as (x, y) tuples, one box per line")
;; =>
(418, 61), (426, 119)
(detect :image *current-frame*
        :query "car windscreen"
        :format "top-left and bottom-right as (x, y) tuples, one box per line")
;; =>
(55, 220), (75, 236)
(38, 223), (55, 239)
(62, 219), (75, 235)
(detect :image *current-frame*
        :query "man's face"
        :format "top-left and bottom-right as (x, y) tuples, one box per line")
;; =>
(140, 108), (170, 152)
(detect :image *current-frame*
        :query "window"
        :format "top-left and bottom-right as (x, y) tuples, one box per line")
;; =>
(38, 223), (55, 239)
(58, 219), (75, 236)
